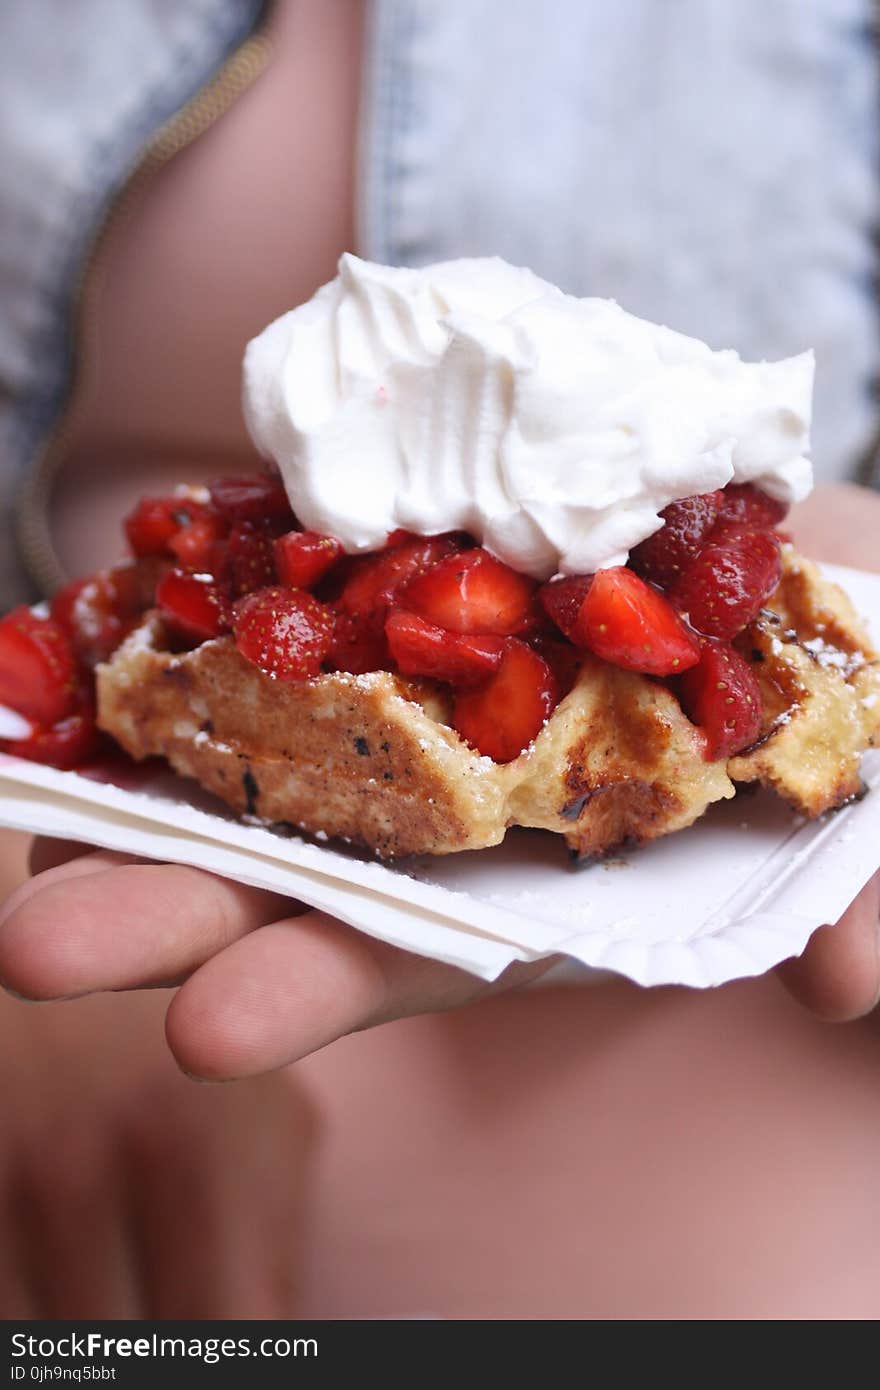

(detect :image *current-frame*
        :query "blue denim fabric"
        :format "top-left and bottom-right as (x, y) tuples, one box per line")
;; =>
(362, 0), (880, 490)
(0, 0), (878, 606)
(0, 0), (265, 604)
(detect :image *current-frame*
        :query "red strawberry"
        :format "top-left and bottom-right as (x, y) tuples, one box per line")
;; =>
(528, 634), (583, 697)
(384, 528), (417, 548)
(52, 563), (150, 666)
(385, 609), (505, 688)
(453, 639), (559, 763)
(274, 530), (344, 590)
(677, 639), (763, 759)
(168, 511), (227, 569)
(339, 533), (466, 618)
(716, 483), (788, 529)
(325, 611), (391, 675)
(0, 607), (77, 725)
(537, 575), (594, 641)
(124, 495), (205, 556)
(208, 472), (293, 527)
(574, 567), (701, 675)
(223, 522), (278, 597)
(156, 569), (231, 643)
(401, 548), (536, 636)
(669, 527), (781, 638)
(2, 709), (101, 770)
(233, 587), (334, 681)
(629, 490), (724, 588)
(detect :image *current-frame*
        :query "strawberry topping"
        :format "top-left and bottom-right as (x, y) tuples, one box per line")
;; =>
(339, 532), (466, 619)
(325, 611), (392, 676)
(0, 469), (787, 772)
(629, 490), (724, 588)
(669, 526), (782, 638)
(677, 639), (763, 759)
(52, 563), (150, 667)
(385, 609), (505, 688)
(168, 511), (227, 570)
(233, 587), (334, 681)
(527, 634), (583, 697)
(0, 607), (78, 726)
(2, 709), (101, 770)
(453, 639), (559, 763)
(401, 548), (536, 636)
(574, 567), (701, 675)
(274, 530), (344, 590)
(538, 575), (594, 642)
(207, 472), (293, 527)
(222, 522), (278, 597)
(156, 569), (232, 644)
(716, 483), (788, 530)
(124, 495), (205, 557)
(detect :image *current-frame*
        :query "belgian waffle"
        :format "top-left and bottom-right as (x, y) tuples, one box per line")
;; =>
(96, 547), (880, 859)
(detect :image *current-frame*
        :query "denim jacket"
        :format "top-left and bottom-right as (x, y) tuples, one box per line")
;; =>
(1, 0), (878, 605)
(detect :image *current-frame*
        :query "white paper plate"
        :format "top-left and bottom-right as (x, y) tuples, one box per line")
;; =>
(1, 563), (878, 989)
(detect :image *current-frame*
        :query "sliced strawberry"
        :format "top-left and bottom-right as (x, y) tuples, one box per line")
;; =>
(401, 548), (536, 636)
(339, 533), (466, 618)
(669, 527), (781, 639)
(384, 528), (416, 548)
(168, 511), (227, 569)
(716, 483), (788, 529)
(677, 639), (763, 759)
(629, 490), (724, 588)
(385, 609), (505, 688)
(325, 611), (391, 675)
(528, 634), (583, 697)
(208, 472), (293, 527)
(52, 563), (150, 667)
(233, 587), (334, 681)
(223, 522), (278, 597)
(538, 575), (594, 641)
(0, 608), (77, 725)
(274, 530), (344, 590)
(453, 639), (559, 763)
(574, 567), (700, 675)
(124, 495), (205, 557)
(2, 709), (101, 770)
(156, 569), (231, 643)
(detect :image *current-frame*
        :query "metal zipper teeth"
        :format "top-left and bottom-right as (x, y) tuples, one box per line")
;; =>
(15, 24), (274, 598)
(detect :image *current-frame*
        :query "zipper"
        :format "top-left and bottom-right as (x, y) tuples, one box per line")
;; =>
(15, 17), (275, 598)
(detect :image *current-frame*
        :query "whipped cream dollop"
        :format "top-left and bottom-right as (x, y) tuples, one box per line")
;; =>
(243, 254), (814, 580)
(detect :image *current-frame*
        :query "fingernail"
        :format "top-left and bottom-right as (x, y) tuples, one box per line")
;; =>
(179, 1065), (225, 1086)
(0, 980), (37, 1003)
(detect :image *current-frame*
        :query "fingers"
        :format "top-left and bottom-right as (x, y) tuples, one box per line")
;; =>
(776, 874), (880, 1021)
(0, 859), (294, 1000)
(1, 847), (126, 927)
(167, 909), (551, 1080)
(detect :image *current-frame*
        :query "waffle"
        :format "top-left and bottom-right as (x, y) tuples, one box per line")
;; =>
(729, 549), (880, 813)
(95, 547), (880, 859)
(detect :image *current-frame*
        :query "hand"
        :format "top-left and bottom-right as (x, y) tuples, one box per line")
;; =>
(0, 841), (553, 1081)
(0, 982), (314, 1317)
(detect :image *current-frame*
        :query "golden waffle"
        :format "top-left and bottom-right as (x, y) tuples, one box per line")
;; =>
(730, 548), (880, 814)
(96, 547), (879, 859)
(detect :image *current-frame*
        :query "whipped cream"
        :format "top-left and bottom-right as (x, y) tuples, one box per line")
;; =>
(243, 254), (814, 580)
